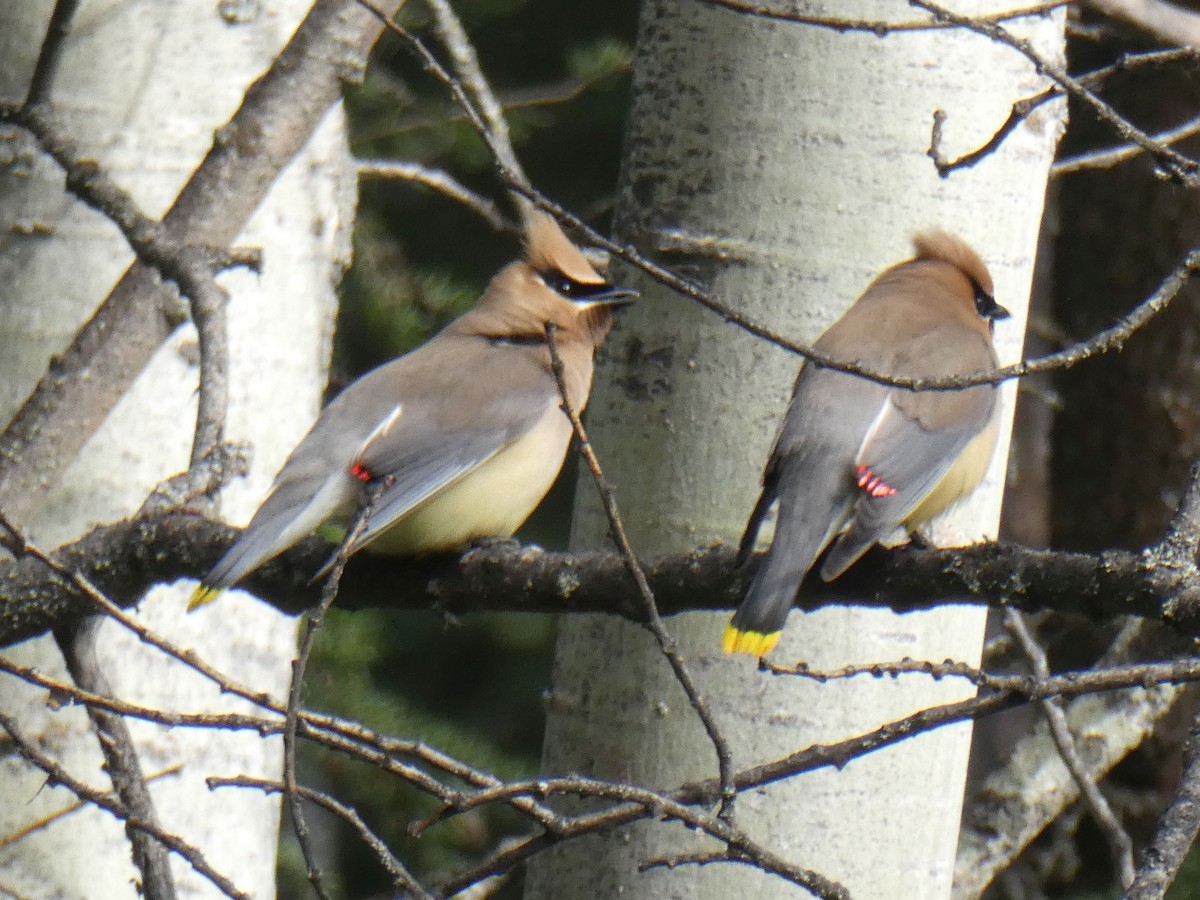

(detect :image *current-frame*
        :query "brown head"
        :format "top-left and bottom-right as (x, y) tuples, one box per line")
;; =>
(459, 210), (637, 346)
(911, 230), (1009, 324)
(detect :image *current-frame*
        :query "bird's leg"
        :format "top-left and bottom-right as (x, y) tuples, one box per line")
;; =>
(906, 529), (933, 551)
(462, 535), (522, 559)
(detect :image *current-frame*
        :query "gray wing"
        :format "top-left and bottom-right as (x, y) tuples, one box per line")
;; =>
(202, 339), (558, 591)
(818, 385), (995, 579)
(350, 380), (555, 549)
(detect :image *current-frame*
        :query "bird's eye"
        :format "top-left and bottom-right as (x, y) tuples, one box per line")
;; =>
(541, 270), (576, 296)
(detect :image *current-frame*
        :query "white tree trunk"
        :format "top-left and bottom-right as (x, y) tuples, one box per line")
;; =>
(529, 3), (1064, 898)
(0, 2), (351, 896)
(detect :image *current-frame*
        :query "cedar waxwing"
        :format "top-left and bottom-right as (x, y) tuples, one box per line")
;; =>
(189, 211), (636, 609)
(724, 231), (1010, 657)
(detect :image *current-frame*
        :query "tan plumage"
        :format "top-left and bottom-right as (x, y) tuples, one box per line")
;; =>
(724, 231), (1008, 656)
(190, 211), (636, 609)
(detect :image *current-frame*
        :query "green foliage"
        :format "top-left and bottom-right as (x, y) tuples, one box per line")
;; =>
(279, 609), (554, 898)
(1167, 843), (1200, 899)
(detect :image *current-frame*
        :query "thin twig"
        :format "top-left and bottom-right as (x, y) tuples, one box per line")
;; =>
(379, 65), (631, 141)
(511, 187), (1200, 392)
(364, 0), (1200, 394)
(0, 765), (182, 852)
(700, 0), (1071, 32)
(929, 88), (1059, 175)
(53, 618), (178, 900)
(24, 0), (82, 106)
(356, 158), (516, 232)
(1054, 113), (1200, 176)
(3, 514), (177, 899)
(544, 323), (738, 817)
(284, 477), (388, 900)
(212, 776), (435, 900)
(280, 482), (379, 900)
(913, 0), (1200, 185)
(929, 45), (1197, 176)
(424, 0), (529, 191)
(0, 712), (247, 900)
(0, 651), (564, 841)
(1125, 711), (1200, 898)
(1004, 610), (1136, 888)
(440, 774), (850, 899)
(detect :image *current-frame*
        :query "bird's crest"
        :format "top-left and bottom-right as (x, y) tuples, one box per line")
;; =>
(912, 230), (993, 297)
(523, 210), (606, 286)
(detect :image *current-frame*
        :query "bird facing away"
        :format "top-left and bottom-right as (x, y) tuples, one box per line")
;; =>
(189, 211), (636, 609)
(723, 232), (1009, 656)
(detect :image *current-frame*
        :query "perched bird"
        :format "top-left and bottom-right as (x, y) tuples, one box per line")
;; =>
(724, 231), (1009, 656)
(190, 211), (636, 609)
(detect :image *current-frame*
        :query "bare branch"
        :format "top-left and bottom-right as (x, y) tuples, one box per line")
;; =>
(53, 618), (178, 900)
(544, 324), (737, 815)
(510, 188), (1200, 392)
(1126, 711), (1200, 897)
(436, 775), (850, 899)
(0, 712), (248, 900)
(210, 776), (434, 899)
(424, 0), (530, 193)
(24, 0), (82, 106)
(357, 158), (516, 232)
(283, 479), (385, 900)
(929, 88), (1059, 174)
(698, 0), (1071, 33)
(1054, 113), (1200, 176)
(1005, 610), (1136, 888)
(8, 510), (1200, 649)
(913, 0), (1200, 185)
(953, 621), (1182, 896)
(0, 765), (181, 852)
(0, 0), (405, 526)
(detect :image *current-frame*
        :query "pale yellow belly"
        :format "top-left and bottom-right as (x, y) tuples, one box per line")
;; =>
(366, 407), (573, 554)
(902, 418), (999, 528)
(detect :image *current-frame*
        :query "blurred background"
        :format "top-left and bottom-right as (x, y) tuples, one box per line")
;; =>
(281, 3), (1200, 898)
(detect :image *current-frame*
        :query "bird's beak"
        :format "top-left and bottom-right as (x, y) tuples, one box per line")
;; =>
(578, 286), (639, 309)
(982, 297), (1010, 321)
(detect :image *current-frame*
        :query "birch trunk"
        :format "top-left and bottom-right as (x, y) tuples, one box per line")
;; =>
(0, 2), (351, 896)
(528, 3), (1064, 898)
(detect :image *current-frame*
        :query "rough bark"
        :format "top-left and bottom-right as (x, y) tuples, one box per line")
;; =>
(528, 2), (1065, 898)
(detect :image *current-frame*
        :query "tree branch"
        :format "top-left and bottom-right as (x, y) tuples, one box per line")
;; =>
(1126, 711), (1200, 898)
(4, 509), (1200, 649)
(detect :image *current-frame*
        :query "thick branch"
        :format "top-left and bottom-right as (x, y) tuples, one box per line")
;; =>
(2, 511), (1197, 649)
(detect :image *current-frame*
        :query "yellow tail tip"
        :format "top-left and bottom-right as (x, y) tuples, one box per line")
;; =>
(722, 625), (782, 657)
(187, 585), (222, 611)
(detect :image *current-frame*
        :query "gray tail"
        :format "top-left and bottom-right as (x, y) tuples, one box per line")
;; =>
(727, 468), (850, 652)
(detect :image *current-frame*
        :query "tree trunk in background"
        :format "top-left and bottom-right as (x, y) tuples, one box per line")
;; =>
(1054, 29), (1200, 551)
(0, 3), (352, 896)
(528, 3), (1063, 898)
